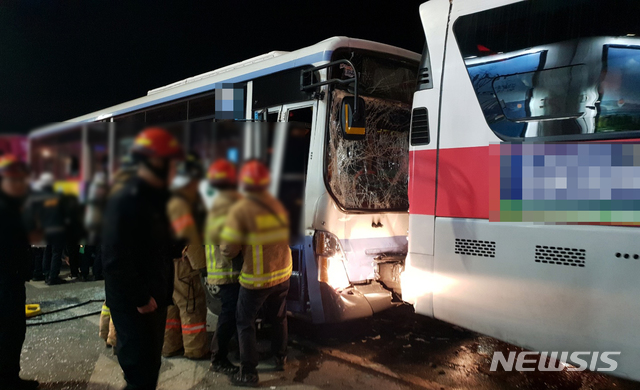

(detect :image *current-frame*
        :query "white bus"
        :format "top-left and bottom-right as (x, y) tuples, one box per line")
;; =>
(29, 37), (420, 324)
(403, 0), (640, 381)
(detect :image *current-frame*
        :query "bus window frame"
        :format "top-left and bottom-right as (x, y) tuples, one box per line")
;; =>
(322, 50), (416, 214)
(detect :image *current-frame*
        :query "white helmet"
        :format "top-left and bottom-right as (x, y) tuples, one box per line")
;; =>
(93, 172), (106, 185)
(39, 172), (55, 188)
(170, 174), (191, 190)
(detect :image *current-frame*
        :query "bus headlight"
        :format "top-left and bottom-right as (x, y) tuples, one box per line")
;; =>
(315, 231), (351, 290)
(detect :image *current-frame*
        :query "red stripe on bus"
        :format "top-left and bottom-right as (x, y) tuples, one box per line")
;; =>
(435, 146), (490, 219)
(408, 149), (437, 216)
(411, 146), (491, 219)
(410, 143), (640, 226)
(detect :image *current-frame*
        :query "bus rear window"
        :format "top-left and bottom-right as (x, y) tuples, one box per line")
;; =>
(454, 0), (640, 140)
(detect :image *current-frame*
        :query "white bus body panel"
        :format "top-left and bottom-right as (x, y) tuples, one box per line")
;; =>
(406, 0), (640, 381)
(433, 218), (640, 380)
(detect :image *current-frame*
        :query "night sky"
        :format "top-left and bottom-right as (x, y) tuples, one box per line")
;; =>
(0, 1), (426, 134)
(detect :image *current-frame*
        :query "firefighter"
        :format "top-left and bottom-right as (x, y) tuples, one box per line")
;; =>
(205, 159), (243, 374)
(0, 155), (39, 390)
(220, 160), (292, 387)
(102, 127), (184, 390)
(162, 152), (209, 359)
(98, 156), (137, 348)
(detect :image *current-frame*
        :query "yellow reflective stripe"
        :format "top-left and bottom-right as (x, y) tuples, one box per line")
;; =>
(220, 226), (243, 243)
(208, 270), (241, 279)
(213, 215), (227, 225)
(221, 227), (288, 245)
(101, 305), (110, 316)
(246, 228), (289, 245)
(256, 214), (287, 230)
(240, 263), (293, 285)
(205, 245), (216, 272)
(251, 245), (263, 274)
(207, 216), (227, 230)
(206, 244), (240, 281)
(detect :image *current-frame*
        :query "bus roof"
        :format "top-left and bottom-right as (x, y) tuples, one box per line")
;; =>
(30, 36), (419, 139)
(419, 0), (524, 17)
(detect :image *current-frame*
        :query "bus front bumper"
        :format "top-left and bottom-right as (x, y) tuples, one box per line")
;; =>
(318, 281), (397, 323)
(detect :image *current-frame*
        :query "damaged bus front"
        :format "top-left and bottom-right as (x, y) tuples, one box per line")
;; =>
(300, 49), (418, 323)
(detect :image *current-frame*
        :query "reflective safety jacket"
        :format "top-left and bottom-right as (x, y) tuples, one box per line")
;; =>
(204, 190), (242, 285)
(220, 190), (292, 290)
(167, 188), (207, 274)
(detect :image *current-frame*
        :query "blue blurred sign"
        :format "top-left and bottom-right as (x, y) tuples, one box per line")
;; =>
(227, 147), (239, 164)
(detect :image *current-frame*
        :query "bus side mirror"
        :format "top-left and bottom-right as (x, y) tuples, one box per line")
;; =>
(340, 96), (366, 140)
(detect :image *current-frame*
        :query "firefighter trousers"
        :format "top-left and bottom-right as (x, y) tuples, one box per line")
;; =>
(99, 303), (117, 347)
(211, 283), (240, 363)
(0, 283), (26, 382)
(237, 279), (289, 371)
(111, 306), (167, 390)
(162, 261), (208, 359)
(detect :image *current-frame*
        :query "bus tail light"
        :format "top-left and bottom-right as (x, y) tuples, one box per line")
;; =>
(315, 231), (351, 290)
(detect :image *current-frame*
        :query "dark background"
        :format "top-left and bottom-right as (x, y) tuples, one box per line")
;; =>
(0, 1), (426, 134)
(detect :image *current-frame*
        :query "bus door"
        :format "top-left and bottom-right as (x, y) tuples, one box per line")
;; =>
(257, 102), (316, 315)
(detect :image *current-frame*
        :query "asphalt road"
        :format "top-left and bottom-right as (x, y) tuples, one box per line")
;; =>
(20, 279), (640, 390)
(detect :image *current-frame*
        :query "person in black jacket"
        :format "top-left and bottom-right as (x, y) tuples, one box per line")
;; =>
(0, 155), (39, 390)
(102, 128), (184, 390)
(31, 173), (68, 285)
(23, 177), (49, 281)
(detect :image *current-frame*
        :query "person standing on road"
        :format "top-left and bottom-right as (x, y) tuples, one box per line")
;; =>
(162, 152), (209, 360)
(98, 156), (138, 348)
(220, 160), (292, 387)
(0, 155), (39, 390)
(34, 172), (69, 285)
(61, 191), (83, 280)
(102, 127), (184, 390)
(82, 171), (108, 281)
(23, 175), (49, 282)
(205, 159), (243, 374)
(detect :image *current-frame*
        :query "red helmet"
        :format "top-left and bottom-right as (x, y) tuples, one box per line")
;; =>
(207, 159), (237, 186)
(131, 127), (183, 159)
(239, 160), (270, 191)
(0, 154), (28, 177)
